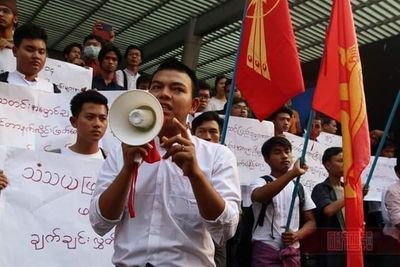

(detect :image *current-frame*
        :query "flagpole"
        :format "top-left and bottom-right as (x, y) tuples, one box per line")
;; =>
(364, 89), (400, 189)
(220, 0), (249, 145)
(285, 109), (314, 232)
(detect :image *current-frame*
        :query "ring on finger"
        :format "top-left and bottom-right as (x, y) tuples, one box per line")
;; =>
(180, 144), (185, 151)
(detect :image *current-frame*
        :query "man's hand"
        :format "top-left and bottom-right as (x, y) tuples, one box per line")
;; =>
(290, 159), (308, 178)
(0, 170), (9, 190)
(0, 38), (13, 50)
(121, 143), (153, 173)
(282, 230), (301, 246)
(161, 118), (200, 178)
(71, 58), (85, 67)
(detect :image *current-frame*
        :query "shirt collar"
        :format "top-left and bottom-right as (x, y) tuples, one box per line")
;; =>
(15, 70), (39, 82)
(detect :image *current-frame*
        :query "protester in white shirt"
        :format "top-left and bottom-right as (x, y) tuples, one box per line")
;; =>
(0, 23), (59, 93)
(250, 136), (316, 267)
(47, 90), (108, 161)
(6, 70), (54, 92)
(381, 161), (400, 265)
(89, 59), (241, 266)
(116, 45), (142, 90)
(66, 90), (109, 158)
(206, 75), (227, 111)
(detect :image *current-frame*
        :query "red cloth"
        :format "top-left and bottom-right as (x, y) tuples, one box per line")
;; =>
(128, 139), (161, 218)
(236, 0), (304, 121)
(313, 1), (371, 266)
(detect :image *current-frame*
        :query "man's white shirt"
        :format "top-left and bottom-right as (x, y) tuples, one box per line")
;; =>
(89, 135), (241, 266)
(116, 68), (140, 90)
(7, 70), (54, 93)
(250, 175), (315, 249)
(382, 179), (400, 242)
(61, 147), (104, 160)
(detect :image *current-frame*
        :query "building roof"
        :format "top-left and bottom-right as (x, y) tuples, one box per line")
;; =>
(16, 0), (400, 83)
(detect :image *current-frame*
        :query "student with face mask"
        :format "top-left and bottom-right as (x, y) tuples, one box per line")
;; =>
(82, 34), (103, 76)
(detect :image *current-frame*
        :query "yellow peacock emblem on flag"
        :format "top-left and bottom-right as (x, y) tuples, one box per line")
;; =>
(246, 0), (280, 80)
(339, 44), (367, 199)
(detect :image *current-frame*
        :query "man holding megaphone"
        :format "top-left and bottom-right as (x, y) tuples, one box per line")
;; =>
(89, 59), (241, 267)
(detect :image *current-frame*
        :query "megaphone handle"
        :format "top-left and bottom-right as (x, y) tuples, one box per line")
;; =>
(133, 153), (142, 164)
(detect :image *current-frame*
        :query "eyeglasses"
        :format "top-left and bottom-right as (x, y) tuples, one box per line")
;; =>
(198, 95), (210, 100)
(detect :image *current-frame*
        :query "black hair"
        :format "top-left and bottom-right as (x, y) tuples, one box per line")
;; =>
(63, 42), (82, 57)
(225, 78), (232, 86)
(214, 75), (226, 88)
(261, 136), (292, 158)
(98, 43), (122, 65)
(151, 58), (199, 96)
(199, 80), (211, 91)
(124, 45), (143, 59)
(383, 137), (396, 149)
(322, 147), (343, 165)
(13, 23), (47, 48)
(321, 114), (335, 126)
(395, 158), (400, 174)
(269, 106), (293, 120)
(70, 90), (108, 117)
(222, 96), (247, 113)
(192, 111), (223, 133)
(136, 73), (151, 89)
(83, 34), (104, 46)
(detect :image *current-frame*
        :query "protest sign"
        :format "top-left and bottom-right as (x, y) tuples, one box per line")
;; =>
(225, 116), (274, 185)
(0, 147), (113, 267)
(362, 156), (397, 201)
(0, 83), (76, 150)
(285, 133), (329, 194)
(224, 117), (274, 206)
(0, 49), (92, 92)
(0, 83), (122, 153)
(318, 131), (342, 147)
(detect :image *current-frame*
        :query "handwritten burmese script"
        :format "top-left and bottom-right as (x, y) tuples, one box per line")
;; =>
(285, 133), (330, 195)
(0, 147), (113, 267)
(0, 83), (124, 153)
(225, 117), (274, 185)
(0, 83), (76, 150)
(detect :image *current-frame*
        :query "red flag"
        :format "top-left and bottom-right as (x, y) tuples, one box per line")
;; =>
(313, 1), (370, 266)
(236, 0), (304, 120)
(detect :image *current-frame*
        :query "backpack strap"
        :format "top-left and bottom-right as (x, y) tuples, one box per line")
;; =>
(297, 182), (305, 209)
(53, 83), (61, 93)
(122, 70), (128, 90)
(0, 72), (9, 83)
(255, 177), (306, 232)
(99, 147), (107, 159)
(255, 175), (273, 228)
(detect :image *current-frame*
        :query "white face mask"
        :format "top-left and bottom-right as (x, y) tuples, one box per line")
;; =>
(83, 45), (101, 59)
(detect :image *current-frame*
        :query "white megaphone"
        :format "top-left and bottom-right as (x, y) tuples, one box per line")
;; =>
(109, 90), (164, 146)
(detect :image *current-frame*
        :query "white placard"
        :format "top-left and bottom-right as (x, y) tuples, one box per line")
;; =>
(0, 147), (113, 267)
(225, 117), (274, 185)
(0, 83), (122, 153)
(0, 49), (92, 92)
(285, 133), (330, 194)
(224, 117), (274, 206)
(362, 156), (397, 201)
(0, 82), (76, 151)
(317, 131), (342, 147)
